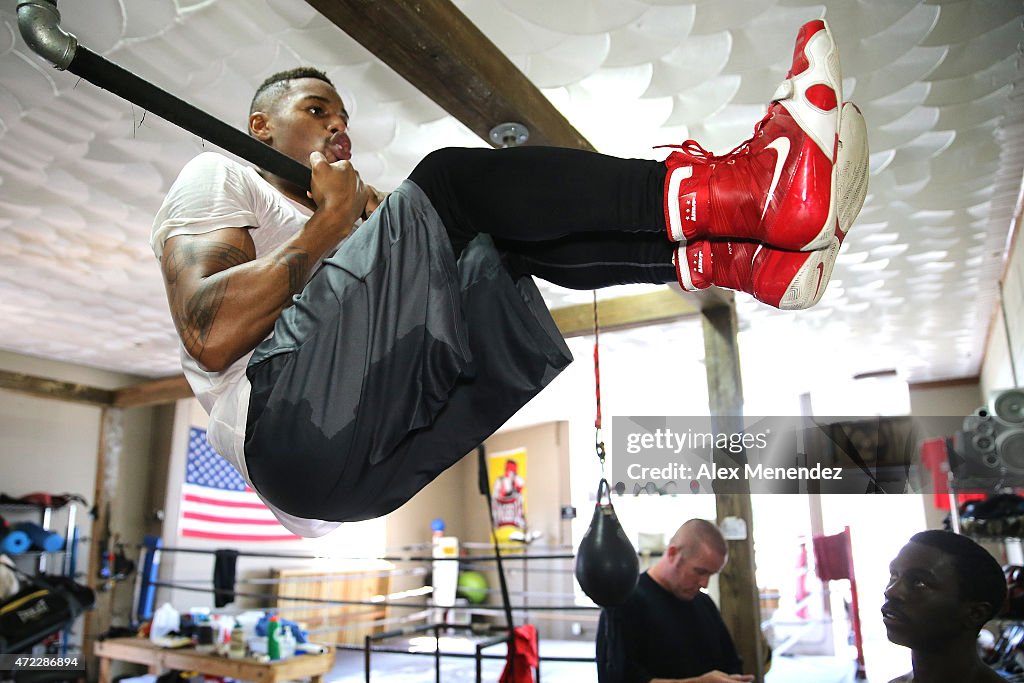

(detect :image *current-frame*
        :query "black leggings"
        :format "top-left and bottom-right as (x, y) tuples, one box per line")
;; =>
(408, 147), (676, 289)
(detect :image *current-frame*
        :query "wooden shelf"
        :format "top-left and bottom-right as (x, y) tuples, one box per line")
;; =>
(94, 637), (335, 683)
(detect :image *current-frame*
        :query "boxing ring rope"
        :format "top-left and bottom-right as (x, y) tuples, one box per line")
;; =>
(131, 540), (604, 627)
(156, 544), (580, 564)
(17, 0), (313, 191)
(140, 577), (601, 613)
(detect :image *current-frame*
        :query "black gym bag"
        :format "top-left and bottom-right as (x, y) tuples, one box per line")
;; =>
(0, 575), (94, 654)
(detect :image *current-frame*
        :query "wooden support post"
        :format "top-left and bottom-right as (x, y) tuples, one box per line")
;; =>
(82, 406), (113, 680)
(82, 405), (123, 679)
(701, 302), (764, 681)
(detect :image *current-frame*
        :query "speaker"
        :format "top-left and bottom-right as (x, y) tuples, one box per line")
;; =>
(951, 428), (1003, 489)
(991, 388), (1024, 426)
(950, 396), (1024, 489)
(999, 428), (1024, 472)
(973, 429), (997, 454)
(964, 407), (994, 435)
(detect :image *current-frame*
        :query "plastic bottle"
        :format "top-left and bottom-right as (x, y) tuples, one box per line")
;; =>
(149, 602), (181, 642)
(228, 625), (246, 659)
(195, 623), (215, 654)
(267, 615), (281, 660)
(279, 625), (296, 659)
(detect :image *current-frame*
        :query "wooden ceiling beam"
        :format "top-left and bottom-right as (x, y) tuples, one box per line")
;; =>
(550, 289), (727, 338)
(111, 375), (193, 408)
(0, 369), (114, 406)
(303, 0), (595, 151)
(0, 369), (193, 408)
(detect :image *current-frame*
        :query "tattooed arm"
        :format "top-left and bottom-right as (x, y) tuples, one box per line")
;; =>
(160, 153), (367, 372)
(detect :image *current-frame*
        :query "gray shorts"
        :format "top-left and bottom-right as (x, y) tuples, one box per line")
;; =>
(243, 180), (572, 522)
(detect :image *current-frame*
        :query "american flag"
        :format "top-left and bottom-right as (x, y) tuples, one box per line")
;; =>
(180, 427), (300, 542)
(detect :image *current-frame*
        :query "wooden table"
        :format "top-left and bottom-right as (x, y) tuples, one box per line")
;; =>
(94, 637), (335, 683)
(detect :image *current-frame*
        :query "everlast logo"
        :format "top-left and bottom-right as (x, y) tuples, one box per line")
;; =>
(17, 600), (50, 623)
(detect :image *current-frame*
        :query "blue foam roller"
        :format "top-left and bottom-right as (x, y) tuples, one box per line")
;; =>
(14, 522), (63, 552)
(1, 529), (30, 555)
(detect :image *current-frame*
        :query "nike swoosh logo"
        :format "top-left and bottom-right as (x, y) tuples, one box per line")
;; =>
(761, 137), (791, 221)
(813, 261), (825, 298)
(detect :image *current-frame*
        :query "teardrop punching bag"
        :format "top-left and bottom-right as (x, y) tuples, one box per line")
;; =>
(574, 479), (638, 606)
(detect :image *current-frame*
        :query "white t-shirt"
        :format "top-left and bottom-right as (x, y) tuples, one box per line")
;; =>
(152, 152), (340, 537)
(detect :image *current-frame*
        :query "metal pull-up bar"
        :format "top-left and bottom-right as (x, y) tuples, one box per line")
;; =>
(16, 0), (313, 191)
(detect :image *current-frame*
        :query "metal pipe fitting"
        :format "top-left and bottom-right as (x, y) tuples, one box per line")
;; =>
(16, 0), (78, 70)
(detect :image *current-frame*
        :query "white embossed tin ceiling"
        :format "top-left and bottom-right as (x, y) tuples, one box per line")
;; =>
(0, 0), (1021, 392)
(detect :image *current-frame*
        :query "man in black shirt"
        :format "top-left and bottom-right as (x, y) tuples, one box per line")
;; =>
(596, 519), (753, 683)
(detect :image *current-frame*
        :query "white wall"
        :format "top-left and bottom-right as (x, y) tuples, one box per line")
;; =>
(908, 380), (982, 420)
(982, 222), (1023, 394)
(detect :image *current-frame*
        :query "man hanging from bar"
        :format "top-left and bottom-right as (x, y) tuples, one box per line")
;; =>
(152, 20), (869, 535)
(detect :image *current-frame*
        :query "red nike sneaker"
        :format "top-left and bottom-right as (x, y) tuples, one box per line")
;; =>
(675, 102), (869, 310)
(676, 230), (839, 310)
(663, 19), (843, 252)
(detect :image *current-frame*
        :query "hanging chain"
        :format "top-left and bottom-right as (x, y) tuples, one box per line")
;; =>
(593, 290), (606, 473)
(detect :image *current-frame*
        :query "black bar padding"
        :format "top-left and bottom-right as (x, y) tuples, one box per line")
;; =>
(68, 47), (312, 191)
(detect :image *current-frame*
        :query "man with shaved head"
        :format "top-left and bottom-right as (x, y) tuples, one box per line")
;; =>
(884, 530), (1007, 683)
(596, 519), (753, 683)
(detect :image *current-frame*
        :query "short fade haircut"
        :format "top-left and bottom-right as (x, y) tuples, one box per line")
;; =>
(249, 67), (334, 118)
(672, 518), (728, 559)
(910, 530), (1007, 621)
